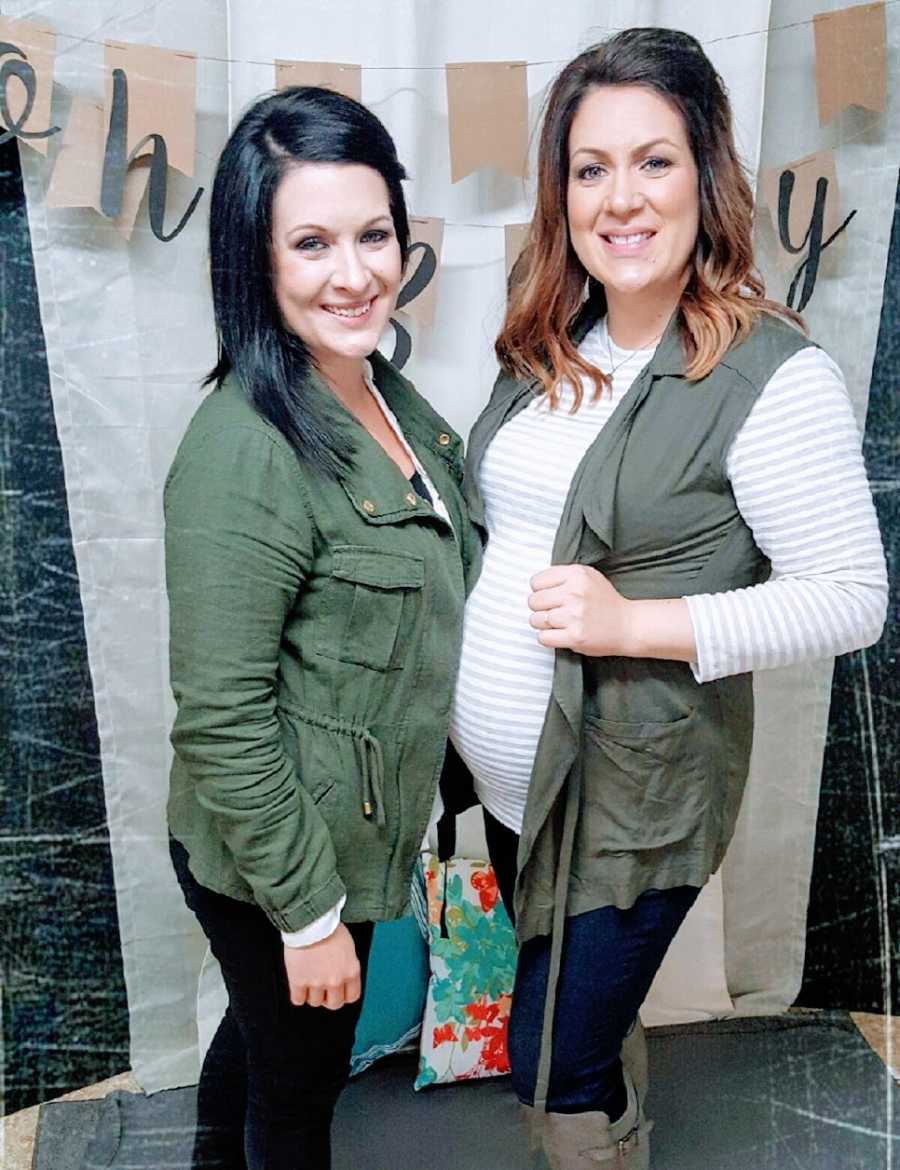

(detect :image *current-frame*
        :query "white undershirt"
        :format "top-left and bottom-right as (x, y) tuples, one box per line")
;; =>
(449, 318), (887, 834)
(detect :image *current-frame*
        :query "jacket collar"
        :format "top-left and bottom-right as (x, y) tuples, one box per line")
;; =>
(367, 349), (464, 470)
(318, 350), (461, 525)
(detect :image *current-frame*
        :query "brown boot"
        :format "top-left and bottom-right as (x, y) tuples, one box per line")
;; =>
(539, 1070), (651, 1169)
(620, 1016), (648, 1109)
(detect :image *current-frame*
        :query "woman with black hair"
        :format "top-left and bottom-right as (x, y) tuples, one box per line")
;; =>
(165, 86), (478, 1170)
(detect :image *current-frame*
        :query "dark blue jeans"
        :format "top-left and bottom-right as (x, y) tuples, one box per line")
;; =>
(169, 837), (374, 1170)
(483, 809), (699, 1119)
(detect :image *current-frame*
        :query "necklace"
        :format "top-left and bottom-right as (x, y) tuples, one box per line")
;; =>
(605, 325), (663, 378)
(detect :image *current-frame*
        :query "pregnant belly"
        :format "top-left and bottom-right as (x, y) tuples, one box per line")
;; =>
(449, 563), (556, 830)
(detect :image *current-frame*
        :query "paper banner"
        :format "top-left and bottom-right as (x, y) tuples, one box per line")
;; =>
(275, 61), (362, 102)
(813, 1), (886, 126)
(759, 150), (843, 272)
(396, 216), (444, 327)
(46, 96), (104, 211)
(104, 41), (196, 177)
(0, 18), (58, 156)
(46, 96), (151, 239)
(113, 157), (152, 240)
(446, 61), (528, 183)
(504, 222), (530, 278)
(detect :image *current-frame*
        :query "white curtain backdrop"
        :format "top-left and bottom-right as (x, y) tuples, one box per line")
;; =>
(12, 0), (897, 1091)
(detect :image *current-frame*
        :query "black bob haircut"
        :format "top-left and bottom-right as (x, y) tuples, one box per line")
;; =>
(205, 86), (411, 477)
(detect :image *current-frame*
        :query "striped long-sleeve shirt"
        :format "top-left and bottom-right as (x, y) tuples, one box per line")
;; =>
(449, 318), (887, 834)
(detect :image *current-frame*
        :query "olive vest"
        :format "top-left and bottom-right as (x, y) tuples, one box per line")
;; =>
(463, 302), (813, 947)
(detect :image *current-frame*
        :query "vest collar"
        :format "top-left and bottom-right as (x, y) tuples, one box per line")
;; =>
(646, 310), (687, 378)
(570, 292), (686, 379)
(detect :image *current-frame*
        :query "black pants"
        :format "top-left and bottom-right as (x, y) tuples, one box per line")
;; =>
(170, 837), (374, 1170)
(483, 808), (699, 1118)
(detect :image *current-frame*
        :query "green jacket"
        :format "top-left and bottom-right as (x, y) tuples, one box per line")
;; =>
(165, 352), (479, 932)
(462, 300), (812, 946)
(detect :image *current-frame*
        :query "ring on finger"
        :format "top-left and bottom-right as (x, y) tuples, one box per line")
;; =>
(543, 610), (552, 629)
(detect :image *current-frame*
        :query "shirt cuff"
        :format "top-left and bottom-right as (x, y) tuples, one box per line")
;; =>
(684, 593), (712, 683)
(280, 895), (346, 947)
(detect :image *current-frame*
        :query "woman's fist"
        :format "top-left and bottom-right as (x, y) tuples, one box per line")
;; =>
(283, 923), (361, 1010)
(528, 563), (631, 656)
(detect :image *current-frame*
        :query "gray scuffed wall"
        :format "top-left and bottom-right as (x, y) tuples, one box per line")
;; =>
(799, 172), (900, 1016)
(0, 135), (129, 1114)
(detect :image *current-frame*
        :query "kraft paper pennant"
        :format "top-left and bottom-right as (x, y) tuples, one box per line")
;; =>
(46, 96), (104, 211)
(395, 216), (444, 327)
(504, 222), (531, 278)
(446, 61), (528, 183)
(0, 18), (58, 156)
(104, 41), (197, 177)
(114, 155), (152, 240)
(813, 1), (886, 126)
(46, 96), (152, 238)
(275, 61), (362, 102)
(759, 151), (843, 272)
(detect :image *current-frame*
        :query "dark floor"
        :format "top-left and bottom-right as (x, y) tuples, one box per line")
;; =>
(34, 1014), (899, 1170)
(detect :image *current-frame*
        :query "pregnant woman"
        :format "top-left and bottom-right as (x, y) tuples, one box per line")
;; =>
(450, 27), (887, 1169)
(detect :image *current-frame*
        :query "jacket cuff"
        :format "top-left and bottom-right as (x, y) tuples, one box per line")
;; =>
(266, 872), (348, 934)
(281, 896), (347, 947)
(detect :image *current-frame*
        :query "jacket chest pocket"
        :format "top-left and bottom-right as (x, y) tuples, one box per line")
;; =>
(316, 545), (426, 672)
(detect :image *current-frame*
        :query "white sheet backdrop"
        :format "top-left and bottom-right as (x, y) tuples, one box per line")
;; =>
(11, 0), (897, 1090)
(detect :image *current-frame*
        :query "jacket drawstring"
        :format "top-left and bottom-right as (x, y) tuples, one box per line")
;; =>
(358, 729), (386, 827)
(530, 758), (582, 1138)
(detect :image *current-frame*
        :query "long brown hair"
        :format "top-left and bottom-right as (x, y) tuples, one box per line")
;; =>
(497, 27), (803, 408)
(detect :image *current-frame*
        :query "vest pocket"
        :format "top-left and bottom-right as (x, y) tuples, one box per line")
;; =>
(580, 709), (708, 852)
(316, 546), (425, 672)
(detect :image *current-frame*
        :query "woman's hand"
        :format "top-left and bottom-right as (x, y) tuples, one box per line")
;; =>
(528, 564), (632, 655)
(528, 564), (696, 661)
(283, 923), (361, 1011)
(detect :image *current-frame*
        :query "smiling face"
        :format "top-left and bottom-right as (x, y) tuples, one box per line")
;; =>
(566, 84), (700, 318)
(270, 162), (403, 383)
